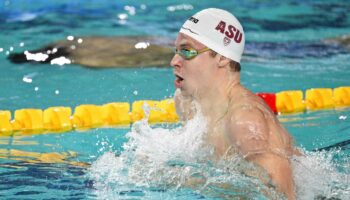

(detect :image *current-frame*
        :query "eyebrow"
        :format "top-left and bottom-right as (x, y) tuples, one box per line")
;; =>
(175, 37), (197, 48)
(174, 44), (192, 50)
(177, 40), (193, 48)
(180, 44), (191, 48)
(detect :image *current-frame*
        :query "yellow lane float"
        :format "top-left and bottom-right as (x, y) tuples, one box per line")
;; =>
(0, 111), (12, 133)
(0, 87), (349, 135)
(276, 90), (305, 114)
(43, 107), (72, 132)
(12, 109), (44, 133)
(333, 87), (350, 107)
(305, 88), (334, 111)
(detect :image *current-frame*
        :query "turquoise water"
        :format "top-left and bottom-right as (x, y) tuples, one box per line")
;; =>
(0, 0), (350, 199)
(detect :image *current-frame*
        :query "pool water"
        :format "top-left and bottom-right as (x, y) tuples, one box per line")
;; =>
(0, 0), (350, 199)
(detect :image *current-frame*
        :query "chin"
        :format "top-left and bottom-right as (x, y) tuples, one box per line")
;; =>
(179, 89), (191, 97)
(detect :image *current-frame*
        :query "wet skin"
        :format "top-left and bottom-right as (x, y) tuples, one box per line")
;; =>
(171, 33), (298, 199)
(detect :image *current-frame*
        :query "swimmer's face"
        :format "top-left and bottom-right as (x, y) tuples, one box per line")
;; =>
(171, 33), (218, 98)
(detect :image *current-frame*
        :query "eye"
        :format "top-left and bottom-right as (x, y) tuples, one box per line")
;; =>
(174, 48), (191, 54)
(181, 48), (197, 57)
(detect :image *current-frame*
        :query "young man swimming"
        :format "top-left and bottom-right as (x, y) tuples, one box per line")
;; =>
(171, 8), (298, 199)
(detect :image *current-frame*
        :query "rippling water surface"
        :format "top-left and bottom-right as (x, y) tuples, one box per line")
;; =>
(0, 0), (349, 199)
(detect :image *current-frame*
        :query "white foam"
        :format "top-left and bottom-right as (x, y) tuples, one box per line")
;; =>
(293, 149), (350, 199)
(24, 51), (48, 62)
(50, 56), (71, 66)
(89, 104), (350, 199)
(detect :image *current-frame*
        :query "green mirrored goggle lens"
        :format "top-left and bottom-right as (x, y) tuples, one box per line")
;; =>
(174, 47), (210, 60)
(180, 49), (198, 59)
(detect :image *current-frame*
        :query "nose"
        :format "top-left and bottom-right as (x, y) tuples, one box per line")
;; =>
(170, 53), (182, 69)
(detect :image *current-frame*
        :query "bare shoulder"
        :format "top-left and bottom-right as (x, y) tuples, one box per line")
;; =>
(225, 90), (296, 198)
(228, 90), (270, 130)
(226, 100), (270, 157)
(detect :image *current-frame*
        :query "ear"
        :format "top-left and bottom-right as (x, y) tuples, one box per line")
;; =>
(217, 55), (231, 68)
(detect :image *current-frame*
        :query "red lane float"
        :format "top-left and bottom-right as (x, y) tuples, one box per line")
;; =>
(256, 93), (277, 114)
(0, 87), (349, 135)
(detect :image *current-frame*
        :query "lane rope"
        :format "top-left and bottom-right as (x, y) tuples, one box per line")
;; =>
(0, 87), (349, 135)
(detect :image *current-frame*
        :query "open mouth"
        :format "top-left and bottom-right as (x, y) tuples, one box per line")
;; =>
(175, 75), (184, 81)
(174, 74), (184, 88)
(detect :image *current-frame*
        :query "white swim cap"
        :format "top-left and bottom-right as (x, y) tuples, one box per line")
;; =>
(180, 8), (245, 63)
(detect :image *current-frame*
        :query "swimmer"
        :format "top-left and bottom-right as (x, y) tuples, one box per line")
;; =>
(171, 8), (299, 199)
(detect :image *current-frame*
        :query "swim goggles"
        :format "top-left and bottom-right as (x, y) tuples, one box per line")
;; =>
(174, 47), (210, 60)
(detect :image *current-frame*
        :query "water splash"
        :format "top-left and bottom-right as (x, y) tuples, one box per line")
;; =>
(89, 107), (215, 198)
(293, 149), (350, 199)
(89, 106), (350, 199)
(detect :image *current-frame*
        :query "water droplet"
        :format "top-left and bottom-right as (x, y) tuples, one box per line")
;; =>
(339, 115), (347, 120)
(134, 42), (150, 49)
(67, 35), (74, 41)
(118, 13), (128, 20)
(22, 77), (32, 83)
(124, 5), (136, 15)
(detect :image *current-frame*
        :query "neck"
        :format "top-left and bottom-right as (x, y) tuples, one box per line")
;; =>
(196, 72), (241, 123)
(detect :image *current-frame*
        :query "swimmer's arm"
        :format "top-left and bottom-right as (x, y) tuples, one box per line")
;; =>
(228, 108), (295, 200)
(174, 89), (195, 121)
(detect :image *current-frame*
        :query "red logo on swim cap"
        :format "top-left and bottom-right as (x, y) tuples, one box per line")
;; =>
(215, 21), (243, 43)
(223, 37), (231, 46)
